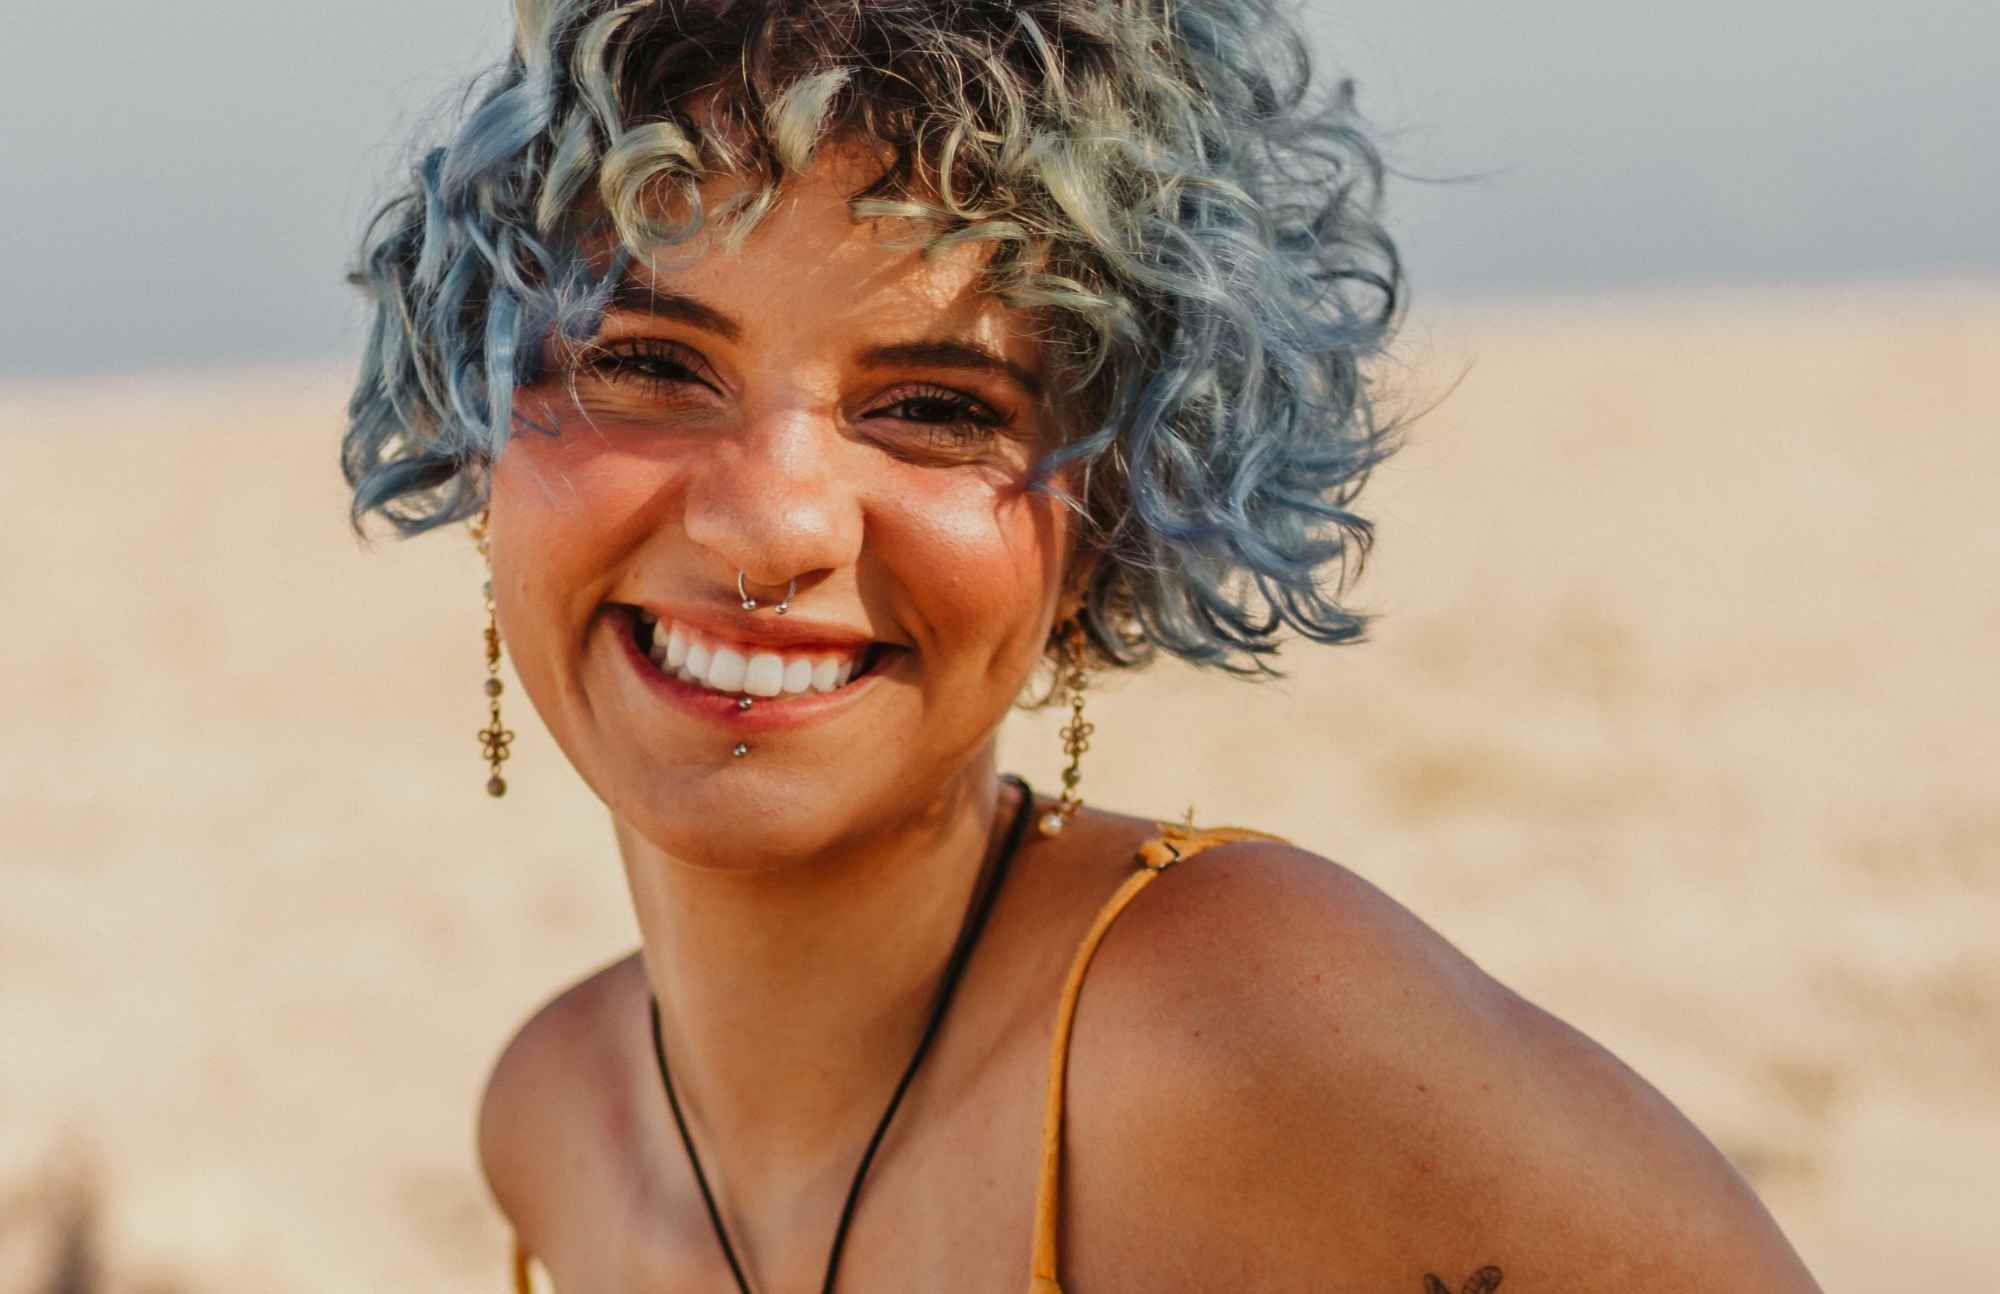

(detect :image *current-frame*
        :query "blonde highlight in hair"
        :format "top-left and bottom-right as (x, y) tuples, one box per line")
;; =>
(346, 0), (1408, 677)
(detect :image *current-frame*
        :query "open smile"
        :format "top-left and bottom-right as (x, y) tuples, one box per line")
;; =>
(613, 605), (902, 733)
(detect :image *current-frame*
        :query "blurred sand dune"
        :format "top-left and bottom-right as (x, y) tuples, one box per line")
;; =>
(2, 278), (1994, 1291)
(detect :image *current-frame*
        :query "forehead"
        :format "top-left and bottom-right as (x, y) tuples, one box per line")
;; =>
(606, 138), (1037, 365)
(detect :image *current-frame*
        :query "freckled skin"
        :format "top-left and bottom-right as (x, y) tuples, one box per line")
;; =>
(486, 142), (1082, 867)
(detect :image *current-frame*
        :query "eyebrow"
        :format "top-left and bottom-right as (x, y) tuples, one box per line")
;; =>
(604, 279), (743, 342)
(603, 278), (1043, 399)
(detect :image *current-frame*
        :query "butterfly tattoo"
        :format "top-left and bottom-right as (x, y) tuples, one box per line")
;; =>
(1424, 1268), (1504, 1294)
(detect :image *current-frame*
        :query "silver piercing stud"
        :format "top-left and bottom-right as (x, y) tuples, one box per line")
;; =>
(737, 697), (753, 711)
(737, 570), (799, 614)
(732, 742), (749, 758)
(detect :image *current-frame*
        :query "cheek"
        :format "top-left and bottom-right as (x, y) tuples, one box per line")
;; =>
(488, 399), (684, 578)
(491, 401), (669, 540)
(483, 411), (671, 672)
(889, 471), (1072, 665)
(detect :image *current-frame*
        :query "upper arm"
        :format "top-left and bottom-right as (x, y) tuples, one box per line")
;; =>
(475, 1008), (550, 1242)
(1055, 844), (1822, 1293)
(476, 956), (637, 1254)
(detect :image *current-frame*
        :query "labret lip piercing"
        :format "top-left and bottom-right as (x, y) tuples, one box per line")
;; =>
(724, 569), (868, 759)
(730, 569), (795, 759)
(738, 570), (796, 615)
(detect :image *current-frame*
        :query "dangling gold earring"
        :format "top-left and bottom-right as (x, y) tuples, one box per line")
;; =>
(469, 508), (514, 798)
(1038, 621), (1093, 837)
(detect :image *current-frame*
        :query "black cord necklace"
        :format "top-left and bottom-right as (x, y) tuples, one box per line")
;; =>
(647, 773), (1036, 1294)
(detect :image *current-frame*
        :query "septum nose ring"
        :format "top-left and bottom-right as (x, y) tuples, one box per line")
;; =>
(738, 569), (796, 615)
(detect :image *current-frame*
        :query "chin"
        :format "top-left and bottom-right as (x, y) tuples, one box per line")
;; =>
(602, 757), (917, 871)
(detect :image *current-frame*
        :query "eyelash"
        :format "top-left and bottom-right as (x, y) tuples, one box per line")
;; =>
(875, 385), (1009, 446)
(583, 339), (1011, 447)
(585, 338), (715, 392)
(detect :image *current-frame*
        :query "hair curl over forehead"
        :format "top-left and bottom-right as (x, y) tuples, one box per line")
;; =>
(344, 0), (1406, 678)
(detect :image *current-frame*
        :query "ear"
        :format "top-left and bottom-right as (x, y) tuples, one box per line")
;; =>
(1055, 545), (1102, 626)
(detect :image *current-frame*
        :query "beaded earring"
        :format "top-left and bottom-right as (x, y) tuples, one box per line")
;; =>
(468, 508), (515, 798)
(1037, 621), (1093, 837)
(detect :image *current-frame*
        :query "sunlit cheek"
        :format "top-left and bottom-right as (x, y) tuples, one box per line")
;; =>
(898, 473), (1071, 676)
(486, 406), (685, 710)
(496, 402), (684, 541)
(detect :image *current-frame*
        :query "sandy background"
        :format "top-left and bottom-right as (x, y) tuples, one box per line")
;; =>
(2, 278), (1993, 1291)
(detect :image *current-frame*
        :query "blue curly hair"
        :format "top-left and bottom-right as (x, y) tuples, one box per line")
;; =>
(344, 0), (1407, 678)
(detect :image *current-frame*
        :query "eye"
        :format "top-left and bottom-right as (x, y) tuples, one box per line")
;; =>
(864, 384), (1011, 448)
(582, 338), (719, 393)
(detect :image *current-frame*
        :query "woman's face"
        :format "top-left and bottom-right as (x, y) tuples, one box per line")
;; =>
(487, 143), (1081, 865)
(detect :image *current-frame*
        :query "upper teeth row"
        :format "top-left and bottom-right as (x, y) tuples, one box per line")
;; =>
(639, 612), (862, 697)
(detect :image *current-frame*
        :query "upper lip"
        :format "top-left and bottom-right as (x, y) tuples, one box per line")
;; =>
(624, 600), (889, 654)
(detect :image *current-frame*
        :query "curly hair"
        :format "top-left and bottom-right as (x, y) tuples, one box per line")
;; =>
(344, 0), (1407, 678)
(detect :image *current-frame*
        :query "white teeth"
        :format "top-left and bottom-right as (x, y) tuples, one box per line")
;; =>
(649, 616), (871, 697)
(743, 652), (785, 696)
(638, 612), (666, 663)
(706, 646), (747, 692)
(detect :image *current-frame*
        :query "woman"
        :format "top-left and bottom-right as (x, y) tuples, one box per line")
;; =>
(344, 1), (1822, 1290)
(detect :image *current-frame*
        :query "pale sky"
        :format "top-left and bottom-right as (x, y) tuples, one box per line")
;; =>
(2, 0), (1993, 378)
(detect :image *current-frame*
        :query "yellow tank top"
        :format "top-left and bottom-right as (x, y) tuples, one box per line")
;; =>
(509, 819), (1289, 1294)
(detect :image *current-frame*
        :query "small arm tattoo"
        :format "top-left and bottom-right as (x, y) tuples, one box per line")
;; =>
(1425, 1267), (1503, 1294)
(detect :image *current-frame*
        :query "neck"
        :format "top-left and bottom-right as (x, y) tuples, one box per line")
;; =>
(616, 750), (1023, 1208)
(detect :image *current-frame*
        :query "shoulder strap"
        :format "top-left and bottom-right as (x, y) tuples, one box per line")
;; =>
(512, 1236), (535, 1293)
(1026, 823), (1289, 1291)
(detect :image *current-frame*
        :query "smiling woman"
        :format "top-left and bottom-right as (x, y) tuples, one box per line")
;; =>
(487, 141), (1102, 852)
(341, 2), (1821, 1292)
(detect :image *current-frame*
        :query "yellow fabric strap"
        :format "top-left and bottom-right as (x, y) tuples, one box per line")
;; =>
(512, 1236), (534, 1294)
(1026, 825), (1289, 1290)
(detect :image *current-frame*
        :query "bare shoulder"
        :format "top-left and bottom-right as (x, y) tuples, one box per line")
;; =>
(476, 952), (648, 1250)
(1057, 838), (1822, 1293)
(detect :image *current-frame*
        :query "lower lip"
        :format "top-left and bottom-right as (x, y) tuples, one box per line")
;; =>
(614, 617), (896, 734)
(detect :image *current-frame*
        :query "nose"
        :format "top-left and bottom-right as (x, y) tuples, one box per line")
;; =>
(680, 401), (864, 597)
